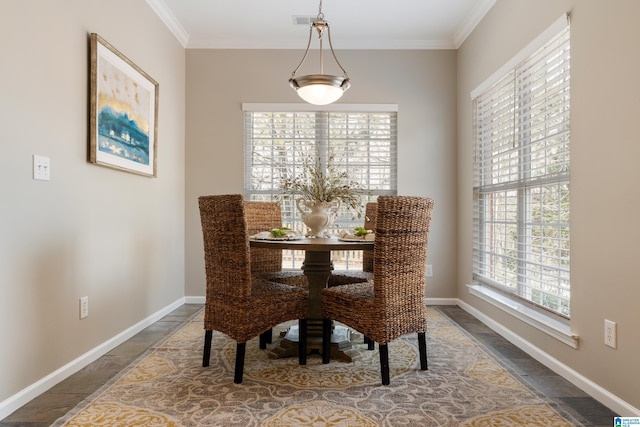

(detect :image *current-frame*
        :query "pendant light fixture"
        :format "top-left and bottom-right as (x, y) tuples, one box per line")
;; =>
(289, 0), (351, 105)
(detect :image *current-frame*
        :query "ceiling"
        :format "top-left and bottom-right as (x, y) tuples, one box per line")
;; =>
(146, 0), (495, 50)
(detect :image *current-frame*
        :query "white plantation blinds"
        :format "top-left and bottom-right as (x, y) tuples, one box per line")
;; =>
(472, 18), (571, 317)
(243, 105), (397, 235)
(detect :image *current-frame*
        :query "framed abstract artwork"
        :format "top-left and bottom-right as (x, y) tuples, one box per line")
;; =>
(89, 33), (159, 177)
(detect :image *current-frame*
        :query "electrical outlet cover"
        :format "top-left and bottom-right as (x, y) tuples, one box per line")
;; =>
(604, 319), (616, 348)
(33, 155), (50, 181)
(80, 296), (89, 319)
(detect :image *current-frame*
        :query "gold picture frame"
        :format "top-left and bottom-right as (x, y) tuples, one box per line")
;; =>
(89, 33), (159, 177)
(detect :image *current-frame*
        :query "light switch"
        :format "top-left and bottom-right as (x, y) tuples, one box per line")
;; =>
(33, 155), (50, 181)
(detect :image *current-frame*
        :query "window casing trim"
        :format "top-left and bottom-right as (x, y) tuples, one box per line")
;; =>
(470, 13), (569, 100)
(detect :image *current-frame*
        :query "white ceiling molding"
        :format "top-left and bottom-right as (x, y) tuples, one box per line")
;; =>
(453, 0), (496, 48)
(187, 38), (456, 50)
(146, 0), (190, 47)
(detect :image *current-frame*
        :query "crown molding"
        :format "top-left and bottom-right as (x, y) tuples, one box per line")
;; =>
(146, 0), (190, 47)
(187, 38), (455, 50)
(453, 0), (496, 48)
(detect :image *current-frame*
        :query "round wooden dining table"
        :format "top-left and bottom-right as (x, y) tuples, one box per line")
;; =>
(250, 236), (373, 360)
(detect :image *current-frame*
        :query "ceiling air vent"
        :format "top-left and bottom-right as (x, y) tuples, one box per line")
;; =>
(292, 15), (315, 26)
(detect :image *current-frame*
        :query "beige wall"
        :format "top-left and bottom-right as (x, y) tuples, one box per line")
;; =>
(185, 49), (458, 300)
(0, 0), (185, 404)
(457, 0), (640, 411)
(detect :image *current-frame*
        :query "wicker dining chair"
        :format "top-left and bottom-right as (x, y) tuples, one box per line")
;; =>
(244, 201), (308, 288)
(321, 196), (435, 385)
(244, 200), (308, 348)
(199, 194), (309, 384)
(328, 202), (377, 287)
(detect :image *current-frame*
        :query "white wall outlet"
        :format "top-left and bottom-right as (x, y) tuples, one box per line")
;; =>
(426, 264), (433, 277)
(604, 319), (616, 348)
(80, 296), (89, 319)
(33, 155), (50, 181)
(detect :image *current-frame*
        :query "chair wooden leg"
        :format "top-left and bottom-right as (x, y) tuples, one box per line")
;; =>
(234, 343), (246, 384)
(322, 319), (332, 364)
(418, 332), (428, 370)
(365, 335), (375, 350)
(203, 330), (212, 367)
(298, 319), (307, 366)
(379, 343), (390, 385)
(259, 329), (272, 349)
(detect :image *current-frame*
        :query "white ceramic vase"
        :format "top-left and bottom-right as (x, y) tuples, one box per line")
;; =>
(296, 198), (341, 238)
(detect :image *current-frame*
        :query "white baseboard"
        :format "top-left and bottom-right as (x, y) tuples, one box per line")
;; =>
(426, 297), (458, 305)
(457, 299), (640, 417)
(185, 296), (205, 304)
(0, 297), (187, 420)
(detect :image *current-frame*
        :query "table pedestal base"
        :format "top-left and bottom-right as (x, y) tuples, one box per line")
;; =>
(248, 238), (373, 363)
(266, 323), (362, 362)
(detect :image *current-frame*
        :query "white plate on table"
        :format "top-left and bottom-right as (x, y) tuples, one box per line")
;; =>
(338, 237), (374, 242)
(251, 235), (303, 241)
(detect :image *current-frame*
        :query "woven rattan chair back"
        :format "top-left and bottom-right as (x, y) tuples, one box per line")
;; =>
(362, 202), (377, 272)
(200, 195), (252, 303)
(244, 201), (307, 288)
(244, 201), (283, 276)
(326, 201), (377, 287)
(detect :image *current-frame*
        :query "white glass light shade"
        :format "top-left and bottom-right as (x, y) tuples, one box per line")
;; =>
(297, 83), (344, 105)
(289, 74), (351, 105)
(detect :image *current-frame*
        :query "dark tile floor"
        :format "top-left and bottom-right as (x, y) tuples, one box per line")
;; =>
(0, 304), (616, 426)
(437, 306), (617, 427)
(0, 304), (203, 427)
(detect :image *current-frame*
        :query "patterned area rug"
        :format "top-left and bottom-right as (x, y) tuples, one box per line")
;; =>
(53, 307), (581, 426)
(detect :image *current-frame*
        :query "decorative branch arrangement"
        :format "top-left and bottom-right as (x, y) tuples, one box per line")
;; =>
(279, 155), (366, 218)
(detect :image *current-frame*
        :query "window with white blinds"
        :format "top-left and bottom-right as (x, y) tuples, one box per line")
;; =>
(243, 105), (397, 268)
(472, 18), (571, 317)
